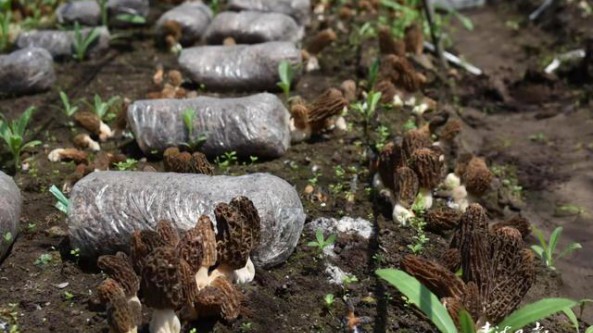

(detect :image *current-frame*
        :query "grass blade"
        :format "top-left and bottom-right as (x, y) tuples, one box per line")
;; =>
(557, 242), (582, 260)
(458, 309), (475, 333)
(376, 268), (457, 333)
(498, 298), (578, 330)
(561, 307), (580, 333)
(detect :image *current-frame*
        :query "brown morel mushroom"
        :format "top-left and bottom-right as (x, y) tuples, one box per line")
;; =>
(401, 254), (466, 299)
(491, 215), (531, 239)
(374, 80), (398, 104)
(163, 147), (214, 175)
(378, 26), (406, 56)
(340, 79), (358, 103)
(73, 133), (100, 151)
(409, 148), (444, 210)
(375, 142), (404, 193)
(191, 275), (243, 320)
(97, 278), (140, 333)
(162, 20), (182, 51)
(289, 89), (348, 142)
(130, 229), (168, 273)
(401, 128), (432, 163)
(439, 119), (463, 143)
(141, 246), (197, 333)
(176, 215), (218, 290)
(48, 148), (88, 164)
(463, 156), (493, 197)
(306, 28), (337, 55)
(212, 198), (260, 284)
(156, 219), (180, 247)
(440, 248), (461, 272)
(392, 166), (419, 225)
(74, 111), (113, 142)
(425, 207), (462, 232)
(97, 252), (141, 311)
(379, 54), (422, 92)
(289, 101), (311, 143)
(404, 22), (423, 55)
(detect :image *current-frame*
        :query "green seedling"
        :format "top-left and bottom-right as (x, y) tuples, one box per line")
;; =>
(72, 22), (100, 61)
(277, 60), (294, 100)
(342, 274), (358, 288)
(3, 232), (12, 243)
(49, 185), (70, 215)
(99, 0), (108, 26)
(0, 10), (11, 51)
(351, 91), (382, 141)
(0, 106), (41, 169)
(114, 158), (138, 171)
(181, 108), (207, 150)
(377, 268), (582, 333)
(214, 151), (238, 172)
(307, 229), (336, 256)
(208, 0), (221, 15)
(115, 14), (146, 24)
(324, 293), (335, 308)
(531, 226), (582, 271)
(87, 94), (120, 120)
(367, 58), (380, 89)
(34, 253), (53, 267)
(59, 91), (79, 118)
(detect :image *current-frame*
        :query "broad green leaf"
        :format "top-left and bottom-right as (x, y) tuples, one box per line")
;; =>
(376, 268), (457, 333)
(22, 140), (41, 151)
(306, 241), (319, 247)
(561, 307), (579, 333)
(326, 234), (337, 245)
(498, 298), (579, 330)
(585, 326), (593, 333)
(530, 245), (544, 258)
(548, 227), (563, 258)
(458, 309), (475, 333)
(315, 229), (324, 244)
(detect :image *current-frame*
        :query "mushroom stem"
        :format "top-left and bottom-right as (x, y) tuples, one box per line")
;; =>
(393, 203), (415, 226)
(289, 118), (311, 143)
(195, 266), (210, 290)
(128, 295), (141, 312)
(99, 121), (114, 142)
(149, 308), (180, 333)
(415, 188), (434, 211)
(232, 257), (256, 284)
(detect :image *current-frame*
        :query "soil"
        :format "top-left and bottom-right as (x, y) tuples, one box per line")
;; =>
(0, 1), (592, 332)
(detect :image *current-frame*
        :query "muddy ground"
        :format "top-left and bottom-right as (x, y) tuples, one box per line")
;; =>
(0, 1), (592, 332)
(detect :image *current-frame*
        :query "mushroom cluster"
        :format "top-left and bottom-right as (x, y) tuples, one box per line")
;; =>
(95, 196), (261, 333)
(289, 88), (348, 143)
(163, 147), (214, 175)
(401, 204), (535, 327)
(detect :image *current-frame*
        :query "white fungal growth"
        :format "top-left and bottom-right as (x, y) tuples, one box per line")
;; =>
(412, 103), (429, 116)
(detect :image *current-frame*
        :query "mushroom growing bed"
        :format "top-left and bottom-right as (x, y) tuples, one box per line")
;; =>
(0, 0), (593, 332)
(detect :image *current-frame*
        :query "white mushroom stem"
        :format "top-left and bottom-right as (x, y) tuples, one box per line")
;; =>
(79, 134), (101, 151)
(99, 121), (113, 142)
(128, 295), (141, 313)
(209, 257), (256, 285)
(149, 308), (180, 333)
(48, 149), (65, 162)
(289, 118), (311, 143)
(306, 55), (320, 72)
(415, 188), (434, 211)
(393, 203), (415, 226)
(195, 266), (210, 290)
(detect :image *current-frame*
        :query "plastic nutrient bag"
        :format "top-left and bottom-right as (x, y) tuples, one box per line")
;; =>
(68, 171), (305, 268)
(205, 11), (302, 44)
(0, 47), (56, 95)
(127, 93), (291, 158)
(179, 41), (302, 92)
(0, 171), (21, 262)
(16, 27), (110, 59)
(56, 0), (101, 26)
(155, 2), (212, 46)
(228, 0), (311, 26)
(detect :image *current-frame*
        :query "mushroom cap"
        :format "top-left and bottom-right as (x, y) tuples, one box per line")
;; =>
(190, 152), (214, 175)
(130, 229), (167, 273)
(48, 148), (89, 164)
(141, 247), (196, 310)
(340, 79), (357, 103)
(378, 26), (405, 56)
(215, 202), (253, 270)
(401, 255), (466, 300)
(97, 279), (137, 333)
(306, 28), (337, 55)
(425, 207), (462, 232)
(404, 22), (423, 56)
(463, 157), (493, 196)
(156, 219), (180, 247)
(401, 128), (432, 163)
(376, 142), (402, 192)
(439, 248), (461, 273)
(73, 133), (91, 149)
(196, 215), (217, 268)
(162, 20), (182, 43)
(409, 148), (443, 189)
(395, 166), (419, 208)
(193, 276), (242, 321)
(308, 88), (348, 133)
(229, 196), (261, 248)
(374, 79), (398, 104)
(74, 111), (101, 134)
(440, 119), (463, 142)
(163, 148), (193, 173)
(491, 215), (531, 239)
(167, 70), (183, 87)
(176, 226), (204, 273)
(379, 54), (421, 92)
(442, 297), (463, 328)
(97, 252), (140, 297)
(290, 103), (310, 131)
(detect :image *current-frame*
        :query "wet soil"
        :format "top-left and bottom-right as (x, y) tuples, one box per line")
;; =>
(0, 1), (592, 332)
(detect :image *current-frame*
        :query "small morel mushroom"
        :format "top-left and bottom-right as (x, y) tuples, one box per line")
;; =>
(392, 166), (419, 225)
(97, 252), (141, 312)
(442, 296), (463, 327)
(340, 79), (357, 103)
(306, 28), (337, 55)
(74, 111), (113, 142)
(192, 275), (243, 321)
(289, 101), (311, 143)
(491, 215), (531, 239)
(409, 148), (443, 210)
(48, 148), (88, 164)
(401, 254), (466, 299)
(439, 119), (463, 143)
(162, 20), (182, 51)
(130, 229), (168, 273)
(463, 156), (493, 197)
(212, 198), (260, 284)
(404, 23), (423, 55)
(73, 133), (101, 152)
(163, 148), (214, 174)
(425, 207), (462, 232)
(440, 248), (461, 272)
(379, 54), (422, 92)
(401, 128), (432, 163)
(378, 26), (406, 56)
(141, 246), (197, 333)
(374, 80), (398, 104)
(156, 219), (180, 247)
(375, 142), (403, 193)
(289, 89), (348, 142)
(97, 278), (140, 333)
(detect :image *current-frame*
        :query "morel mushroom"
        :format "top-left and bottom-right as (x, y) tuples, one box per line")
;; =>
(191, 275), (243, 321)
(409, 148), (444, 210)
(306, 28), (337, 55)
(73, 133), (101, 151)
(97, 278), (141, 333)
(425, 207), (462, 232)
(48, 148), (88, 163)
(141, 246), (197, 333)
(163, 147), (214, 175)
(392, 166), (419, 225)
(289, 89), (348, 142)
(491, 215), (531, 239)
(378, 26), (405, 56)
(74, 111), (113, 142)
(463, 156), (493, 197)
(401, 128), (432, 163)
(401, 254), (466, 299)
(97, 252), (141, 312)
(177, 215), (217, 289)
(379, 54), (422, 92)
(212, 197), (260, 284)
(404, 23), (423, 56)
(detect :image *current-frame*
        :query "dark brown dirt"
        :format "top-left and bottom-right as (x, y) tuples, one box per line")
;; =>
(0, 1), (592, 333)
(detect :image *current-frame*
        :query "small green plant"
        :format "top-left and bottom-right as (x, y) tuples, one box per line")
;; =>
(214, 151), (238, 172)
(59, 91), (79, 118)
(407, 216), (429, 254)
(0, 106), (41, 169)
(277, 60), (294, 100)
(554, 204), (585, 217)
(63, 291), (74, 301)
(0, 10), (11, 51)
(114, 158), (138, 171)
(342, 274), (358, 287)
(377, 268), (582, 333)
(208, 0), (221, 15)
(351, 91), (382, 141)
(3, 232), (12, 243)
(88, 94), (120, 120)
(367, 58), (380, 90)
(34, 253), (53, 267)
(49, 185), (70, 215)
(99, 0), (108, 26)
(72, 22), (100, 61)
(181, 108), (207, 150)
(531, 226), (582, 271)
(375, 125), (390, 151)
(115, 13), (146, 24)
(307, 228), (337, 256)
(324, 293), (335, 308)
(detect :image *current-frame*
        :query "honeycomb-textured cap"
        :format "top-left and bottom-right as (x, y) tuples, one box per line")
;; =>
(440, 248), (461, 273)
(308, 88), (348, 134)
(306, 29), (337, 55)
(196, 215), (217, 268)
(291, 102), (310, 131)
(425, 207), (462, 232)
(463, 157), (493, 196)
(74, 111), (101, 134)
(190, 152), (214, 175)
(177, 227), (204, 273)
(404, 22), (423, 55)
(230, 196), (261, 248)
(401, 128), (432, 164)
(395, 166), (419, 208)
(409, 148), (443, 189)
(215, 203), (251, 270)
(193, 276), (243, 321)
(379, 26), (406, 56)
(97, 252), (140, 297)
(156, 219), (180, 247)
(491, 215), (531, 239)
(401, 255), (466, 299)
(379, 54), (421, 92)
